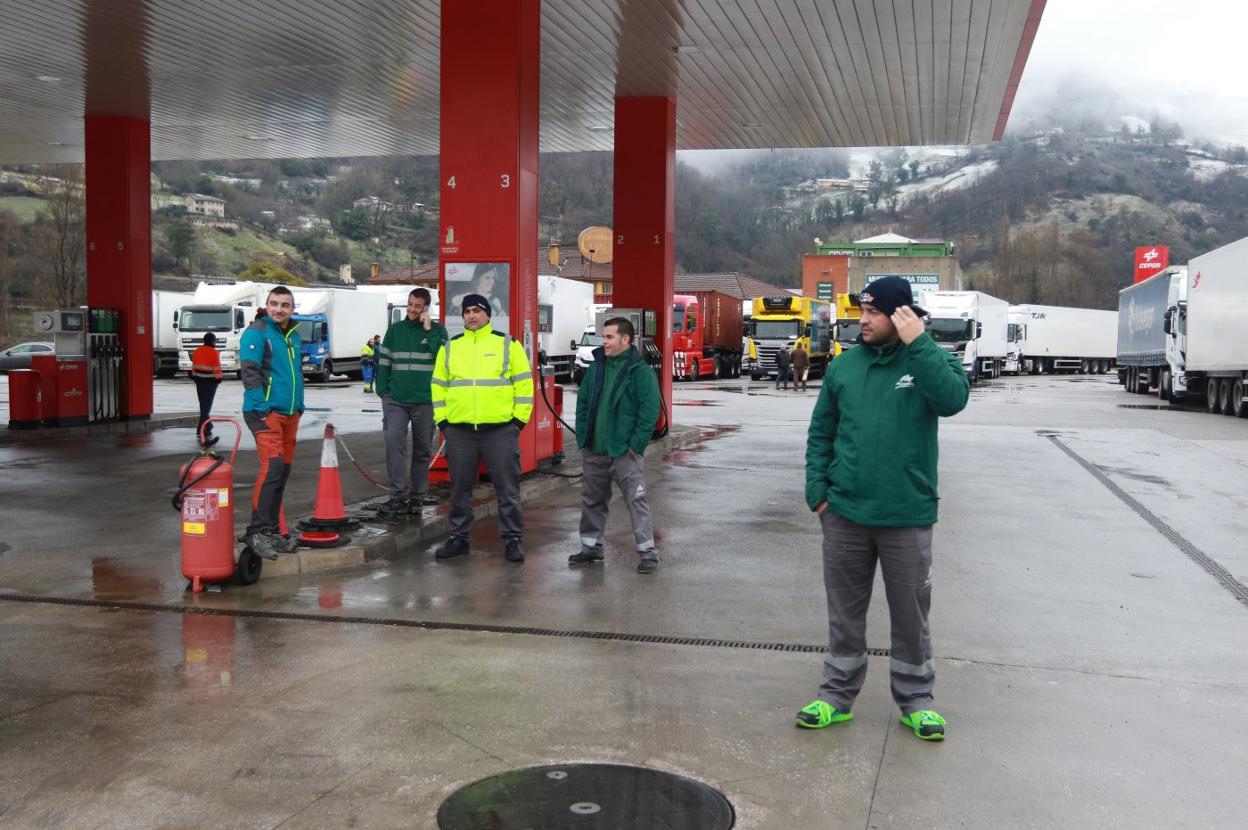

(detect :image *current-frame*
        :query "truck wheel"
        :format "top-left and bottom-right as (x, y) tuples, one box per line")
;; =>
(1219, 377), (1235, 415)
(317, 360), (333, 383)
(1233, 380), (1248, 418)
(1207, 380), (1221, 413)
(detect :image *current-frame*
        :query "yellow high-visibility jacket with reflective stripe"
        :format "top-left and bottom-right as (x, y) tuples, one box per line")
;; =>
(431, 323), (534, 427)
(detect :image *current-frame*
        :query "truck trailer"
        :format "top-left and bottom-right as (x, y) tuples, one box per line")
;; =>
(539, 275), (595, 381)
(1184, 237), (1248, 416)
(1130, 238), (1248, 414)
(1117, 266), (1186, 397)
(152, 289), (193, 377)
(673, 290), (744, 380)
(1006, 304), (1117, 375)
(291, 288), (390, 382)
(355, 284), (441, 326)
(919, 290), (1009, 382)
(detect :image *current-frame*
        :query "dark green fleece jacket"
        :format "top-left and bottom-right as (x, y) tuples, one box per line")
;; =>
(576, 345), (660, 457)
(805, 332), (969, 526)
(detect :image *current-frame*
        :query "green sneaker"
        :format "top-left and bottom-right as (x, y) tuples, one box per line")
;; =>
(795, 700), (853, 729)
(899, 709), (946, 741)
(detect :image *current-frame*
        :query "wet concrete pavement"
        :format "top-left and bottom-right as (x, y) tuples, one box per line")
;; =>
(3, 373), (1248, 828)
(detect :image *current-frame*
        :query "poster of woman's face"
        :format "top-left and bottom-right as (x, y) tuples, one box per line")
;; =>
(444, 261), (510, 338)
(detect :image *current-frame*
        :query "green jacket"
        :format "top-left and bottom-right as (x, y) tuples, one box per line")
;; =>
(376, 318), (448, 404)
(805, 332), (969, 526)
(576, 345), (660, 457)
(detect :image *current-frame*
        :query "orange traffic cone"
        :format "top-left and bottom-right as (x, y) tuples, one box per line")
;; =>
(298, 424), (353, 546)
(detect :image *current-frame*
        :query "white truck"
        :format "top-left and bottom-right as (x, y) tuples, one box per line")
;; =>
(290, 288), (390, 382)
(539, 275), (595, 381)
(177, 282), (276, 376)
(919, 290), (1009, 381)
(152, 289), (193, 377)
(1145, 237), (1248, 415)
(1006, 304), (1118, 375)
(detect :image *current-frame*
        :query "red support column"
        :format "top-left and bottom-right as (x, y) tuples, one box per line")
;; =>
(85, 116), (152, 419)
(439, 0), (542, 471)
(612, 97), (676, 423)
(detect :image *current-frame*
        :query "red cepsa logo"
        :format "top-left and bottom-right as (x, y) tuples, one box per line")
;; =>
(1133, 246), (1170, 283)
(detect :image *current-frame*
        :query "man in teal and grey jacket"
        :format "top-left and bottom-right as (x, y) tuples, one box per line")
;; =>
(796, 276), (969, 742)
(240, 286), (304, 560)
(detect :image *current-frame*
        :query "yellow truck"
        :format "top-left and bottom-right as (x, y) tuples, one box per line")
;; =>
(746, 295), (833, 380)
(834, 292), (863, 357)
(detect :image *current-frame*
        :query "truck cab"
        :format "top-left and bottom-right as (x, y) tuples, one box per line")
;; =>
(748, 295), (832, 380)
(176, 304), (250, 376)
(292, 313), (331, 381)
(833, 293), (862, 357)
(1162, 270), (1189, 399)
(572, 326), (600, 385)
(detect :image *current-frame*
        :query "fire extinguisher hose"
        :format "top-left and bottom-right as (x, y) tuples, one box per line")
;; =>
(171, 454), (224, 512)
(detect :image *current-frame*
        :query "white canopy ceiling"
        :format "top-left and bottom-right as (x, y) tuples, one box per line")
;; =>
(0, 0), (1045, 162)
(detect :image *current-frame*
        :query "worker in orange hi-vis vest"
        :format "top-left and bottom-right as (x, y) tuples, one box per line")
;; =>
(190, 332), (224, 446)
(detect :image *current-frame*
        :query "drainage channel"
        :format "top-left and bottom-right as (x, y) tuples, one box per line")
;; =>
(1046, 434), (1248, 610)
(0, 592), (889, 656)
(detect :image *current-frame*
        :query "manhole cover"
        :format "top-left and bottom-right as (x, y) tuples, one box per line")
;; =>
(437, 763), (735, 829)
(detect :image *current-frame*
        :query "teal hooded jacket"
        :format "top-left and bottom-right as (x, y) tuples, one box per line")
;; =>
(805, 332), (969, 526)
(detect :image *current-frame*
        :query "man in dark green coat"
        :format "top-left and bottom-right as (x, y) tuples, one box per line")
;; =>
(571, 317), (662, 574)
(796, 276), (969, 742)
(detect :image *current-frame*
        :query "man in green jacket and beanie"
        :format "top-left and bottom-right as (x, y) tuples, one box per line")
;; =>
(375, 288), (448, 516)
(796, 276), (969, 742)
(571, 317), (662, 574)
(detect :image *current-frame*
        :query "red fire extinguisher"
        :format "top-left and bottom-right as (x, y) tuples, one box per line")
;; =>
(172, 417), (261, 592)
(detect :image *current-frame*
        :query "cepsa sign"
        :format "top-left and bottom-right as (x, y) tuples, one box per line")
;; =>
(1134, 246), (1170, 283)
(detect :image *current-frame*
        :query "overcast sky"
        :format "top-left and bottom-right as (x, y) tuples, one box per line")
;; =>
(1010, 0), (1248, 145)
(681, 1), (1248, 172)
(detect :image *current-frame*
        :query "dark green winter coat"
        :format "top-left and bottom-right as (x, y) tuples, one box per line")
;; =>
(376, 318), (448, 404)
(576, 345), (660, 457)
(805, 332), (969, 526)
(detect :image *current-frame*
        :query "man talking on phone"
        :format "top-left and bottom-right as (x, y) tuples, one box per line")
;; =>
(375, 287), (448, 516)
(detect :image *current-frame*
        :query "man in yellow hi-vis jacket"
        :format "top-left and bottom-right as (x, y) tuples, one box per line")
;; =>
(430, 293), (534, 563)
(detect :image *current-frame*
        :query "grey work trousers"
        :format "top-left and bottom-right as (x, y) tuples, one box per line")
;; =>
(817, 510), (935, 715)
(382, 397), (434, 500)
(443, 424), (523, 542)
(578, 450), (656, 557)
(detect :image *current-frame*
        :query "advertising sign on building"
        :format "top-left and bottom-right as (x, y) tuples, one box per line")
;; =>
(868, 274), (940, 287)
(1133, 246), (1170, 284)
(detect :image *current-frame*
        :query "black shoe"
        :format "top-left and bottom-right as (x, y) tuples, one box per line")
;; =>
(434, 537), (470, 559)
(568, 548), (604, 566)
(245, 531), (279, 561)
(637, 556), (658, 574)
(273, 533), (300, 553)
(377, 496), (411, 517)
(505, 539), (525, 562)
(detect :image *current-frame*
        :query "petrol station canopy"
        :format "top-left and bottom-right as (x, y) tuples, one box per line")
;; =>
(0, 0), (1043, 163)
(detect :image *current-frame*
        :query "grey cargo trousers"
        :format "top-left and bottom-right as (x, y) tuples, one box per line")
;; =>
(578, 450), (656, 557)
(443, 423), (523, 542)
(382, 397), (434, 500)
(817, 510), (935, 715)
